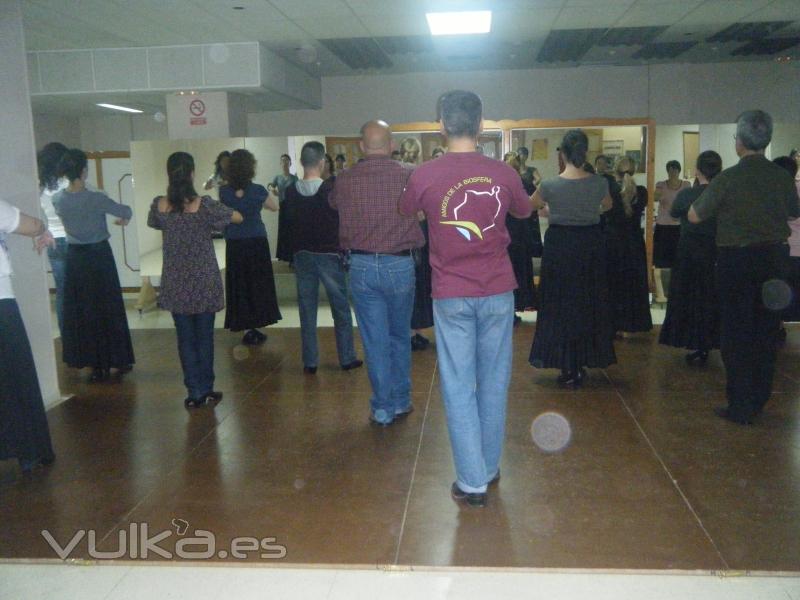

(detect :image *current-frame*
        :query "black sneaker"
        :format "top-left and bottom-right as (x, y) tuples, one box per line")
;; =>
(451, 482), (487, 507)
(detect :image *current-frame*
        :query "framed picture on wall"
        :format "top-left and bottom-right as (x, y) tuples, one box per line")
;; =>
(325, 137), (363, 168)
(602, 139), (624, 162)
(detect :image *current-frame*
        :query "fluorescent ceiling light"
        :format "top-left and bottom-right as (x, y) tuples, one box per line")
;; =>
(426, 11), (491, 36)
(96, 103), (143, 114)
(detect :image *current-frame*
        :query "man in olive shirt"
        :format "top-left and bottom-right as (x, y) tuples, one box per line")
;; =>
(690, 110), (800, 424)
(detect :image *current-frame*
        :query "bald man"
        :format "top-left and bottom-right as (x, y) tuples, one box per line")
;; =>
(329, 120), (425, 426)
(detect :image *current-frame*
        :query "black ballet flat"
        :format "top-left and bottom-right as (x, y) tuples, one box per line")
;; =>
(202, 391), (223, 404)
(184, 397), (206, 409)
(89, 368), (109, 382)
(685, 350), (709, 365)
(118, 364), (133, 374)
(557, 368), (586, 387)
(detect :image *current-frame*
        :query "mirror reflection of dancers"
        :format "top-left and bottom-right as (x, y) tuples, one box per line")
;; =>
(220, 149), (282, 346)
(401, 137), (432, 351)
(658, 151), (722, 364)
(204, 151), (230, 191)
(607, 156), (652, 336)
(503, 152), (538, 325)
(271, 154), (299, 264)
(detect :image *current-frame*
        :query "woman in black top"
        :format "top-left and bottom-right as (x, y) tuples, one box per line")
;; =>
(658, 151), (722, 363)
(608, 156), (653, 335)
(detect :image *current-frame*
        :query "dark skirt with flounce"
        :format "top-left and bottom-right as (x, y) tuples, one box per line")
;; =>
(658, 234), (720, 350)
(224, 237), (282, 331)
(606, 226), (652, 333)
(411, 221), (434, 330)
(529, 225), (616, 371)
(62, 240), (135, 369)
(0, 299), (55, 465)
(653, 224), (680, 268)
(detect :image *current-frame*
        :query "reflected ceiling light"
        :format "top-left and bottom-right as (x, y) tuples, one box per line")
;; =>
(96, 103), (143, 114)
(426, 11), (491, 36)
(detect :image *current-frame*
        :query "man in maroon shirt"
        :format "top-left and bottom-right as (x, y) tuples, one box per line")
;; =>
(399, 91), (532, 507)
(329, 120), (425, 426)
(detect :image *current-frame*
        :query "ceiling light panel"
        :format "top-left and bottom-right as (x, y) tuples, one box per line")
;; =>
(426, 11), (492, 36)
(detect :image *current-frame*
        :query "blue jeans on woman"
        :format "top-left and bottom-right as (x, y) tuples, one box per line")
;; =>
(433, 291), (514, 493)
(47, 237), (68, 337)
(172, 312), (216, 400)
(349, 253), (415, 424)
(293, 251), (357, 369)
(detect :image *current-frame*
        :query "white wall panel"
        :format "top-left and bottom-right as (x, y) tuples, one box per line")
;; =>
(147, 45), (203, 89)
(93, 48), (149, 91)
(38, 50), (94, 92)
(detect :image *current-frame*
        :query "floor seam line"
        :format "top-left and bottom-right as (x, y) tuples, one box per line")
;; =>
(602, 370), (731, 571)
(392, 359), (437, 566)
(98, 357), (284, 546)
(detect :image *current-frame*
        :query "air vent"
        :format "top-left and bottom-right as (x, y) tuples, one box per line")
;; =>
(731, 37), (800, 56)
(598, 27), (667, 47)
(375, 36), (434, 55)
(707, 21), (792, 43)
(537, 28), (607, 62)
(632, 42), (697, 60)
(320, 38), (393, 69)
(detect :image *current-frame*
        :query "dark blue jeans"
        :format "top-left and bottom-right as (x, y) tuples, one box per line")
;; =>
(172, 312), (216, 400)
(293, 251), (357, 368)
(47, 237), (68, 337)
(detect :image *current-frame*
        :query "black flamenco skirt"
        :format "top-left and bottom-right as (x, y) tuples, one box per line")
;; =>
(606, 229), (652, 333)
(411, 222), (434, 330)
(509, 243), (537, 311)
(659, 235), (720, 350)
(784, 255), (800, 322)
(62, 241), (134, 369)
(276, 208), (292, 262)
(224, 237), (282, 331)
(0, 299), (55, 464)
(530, 225), (616, 371)
(653, 224), (680, 268)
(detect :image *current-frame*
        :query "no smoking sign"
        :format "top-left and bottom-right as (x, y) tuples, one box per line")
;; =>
(189, 98), (207, 125)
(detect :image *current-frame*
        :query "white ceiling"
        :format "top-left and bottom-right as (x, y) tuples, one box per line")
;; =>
(21, 0), (800, 115)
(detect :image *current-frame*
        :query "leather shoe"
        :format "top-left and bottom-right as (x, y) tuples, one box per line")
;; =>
(303, 366), (317, 375)
(451, 482), (487, 507)
(341, 359), (363, 371)
(714, 406), (753, 425)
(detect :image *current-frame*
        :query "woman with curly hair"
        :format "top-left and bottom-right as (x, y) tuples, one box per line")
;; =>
(219, 149), (282, 345)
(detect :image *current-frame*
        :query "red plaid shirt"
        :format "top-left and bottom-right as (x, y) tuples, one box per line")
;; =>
(329, 155), (425, 253)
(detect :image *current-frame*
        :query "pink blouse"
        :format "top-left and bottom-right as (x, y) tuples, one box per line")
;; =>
(655, 179), (691, 226)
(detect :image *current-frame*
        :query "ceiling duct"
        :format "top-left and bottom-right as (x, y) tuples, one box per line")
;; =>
(537, 28), (607, 62)
(632, 41), (697, 60)
(598, 27), (667, 47)
(707, 21), (793, 43)
(320, 38), (393, 69)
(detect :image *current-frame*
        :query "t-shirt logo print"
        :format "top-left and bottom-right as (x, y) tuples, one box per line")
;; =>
(441, 185), (502, 241)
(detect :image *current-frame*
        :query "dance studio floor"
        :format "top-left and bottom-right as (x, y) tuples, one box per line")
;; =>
(1, 323), (799, 572)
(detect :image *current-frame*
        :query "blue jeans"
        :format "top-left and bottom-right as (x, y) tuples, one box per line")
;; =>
(172, 312), (216, 400)
(47, 237), (68, 337)
(349, 254), (416, 424)
(433, 291), (514, 493)
(294, 251), (357, 368)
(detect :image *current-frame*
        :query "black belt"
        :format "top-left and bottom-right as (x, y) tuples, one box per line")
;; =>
(350, 249), (411, 257)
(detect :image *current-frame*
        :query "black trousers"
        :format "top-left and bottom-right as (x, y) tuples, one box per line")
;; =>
(716, 245), (786, 420)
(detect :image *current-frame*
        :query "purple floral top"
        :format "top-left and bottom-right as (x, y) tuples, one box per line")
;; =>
(147, 196), (233, 314)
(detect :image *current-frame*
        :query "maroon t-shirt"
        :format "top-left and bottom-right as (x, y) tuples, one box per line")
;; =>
(399, 152), (532, 299)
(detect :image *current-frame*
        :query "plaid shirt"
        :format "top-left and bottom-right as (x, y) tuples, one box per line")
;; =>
(329, 155), (425, 253)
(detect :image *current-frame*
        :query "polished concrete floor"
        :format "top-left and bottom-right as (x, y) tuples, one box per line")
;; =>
(1, 323), (799, 571)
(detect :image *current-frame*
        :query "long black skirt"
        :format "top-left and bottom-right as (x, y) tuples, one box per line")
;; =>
(606, 228), (652, 333)
(783, 255), (800, 322)
(653, 224), (680, 268)
(224, 237), (282, 331)
(0, 299), (55, 465)
(275, 208), (292, 263)
(62, 241), (134, 369)
(529, 225), (616, 371)
(659, 234), (720, 350)
(411, 222), (433, 330)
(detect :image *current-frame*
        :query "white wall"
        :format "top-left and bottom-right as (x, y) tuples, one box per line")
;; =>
(654, 124), (699, 181)
(1, 0), (60, 406)
(33, 113), (81, 150)
(248, 61), (800, 136)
